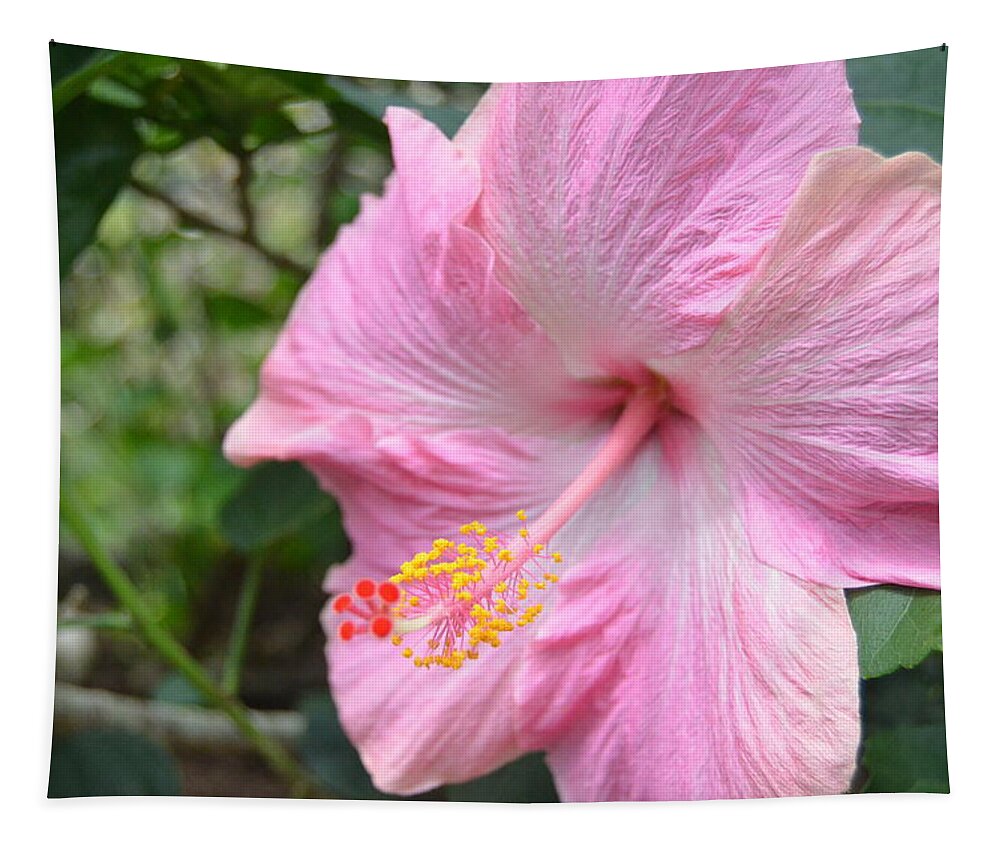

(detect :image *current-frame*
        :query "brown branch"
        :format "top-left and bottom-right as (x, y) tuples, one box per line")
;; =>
(53, 682), (306, 754)
(129, 179), (311, 277)
(315, 135), (346, 251)
(235, 153), (255, 241)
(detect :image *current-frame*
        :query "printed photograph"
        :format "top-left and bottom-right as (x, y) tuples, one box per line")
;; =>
(51, 42), (946, 801)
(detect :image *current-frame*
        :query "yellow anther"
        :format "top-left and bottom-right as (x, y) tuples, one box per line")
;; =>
(382, 520), (562, 672)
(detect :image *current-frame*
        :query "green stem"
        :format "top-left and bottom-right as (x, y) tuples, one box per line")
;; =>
(222, 556), (264, 696)
(60, 491), (324, 798)
(58, 612), (133, 632)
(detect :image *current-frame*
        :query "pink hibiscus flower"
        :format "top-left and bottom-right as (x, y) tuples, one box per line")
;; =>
(224, 63), (940, 801)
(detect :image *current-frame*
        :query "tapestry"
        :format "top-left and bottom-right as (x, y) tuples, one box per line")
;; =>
(51, 42), (947, 801)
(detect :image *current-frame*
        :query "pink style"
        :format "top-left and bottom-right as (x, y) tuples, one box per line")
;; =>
(224, 64), (940, 802)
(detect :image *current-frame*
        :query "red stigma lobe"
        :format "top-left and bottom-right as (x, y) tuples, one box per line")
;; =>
(378, 582), (400, 603)
(335, 577), (402, 643)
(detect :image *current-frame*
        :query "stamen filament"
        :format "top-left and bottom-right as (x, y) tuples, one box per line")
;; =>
(332, 384), (664, 669)
(509, 384), (663, 570)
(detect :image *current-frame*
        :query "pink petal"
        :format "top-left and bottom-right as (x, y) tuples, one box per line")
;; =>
(323, 583), (531, 795)
(320, 423), (602, 795)
(223, 108), (609, 467)
(669, 149), (940, 589)
(472, 63), (859, 379)
(517, 417), (860, 801)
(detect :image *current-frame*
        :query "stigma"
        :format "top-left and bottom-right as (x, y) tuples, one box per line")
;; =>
(331, 383), (664, 672)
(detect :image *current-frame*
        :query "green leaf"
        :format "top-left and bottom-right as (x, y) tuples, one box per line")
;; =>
(847, 46), (947, 162)
(325, 77), (475, 138)
(847, 586), (943, 679)
(218, 461), (339, 553)
(87, 77), (146, 110)
(53, 97), (142, 276)
(203, 292), (272, 330)
(50, 43), (127, 113)
(863, 724), (949, 793)
(297, 693), (403, 800)
(48, 729), (182, 797)
(50, 43), (102, 85)
(176, 61), (314, 150)
(445, 753), (560, 803)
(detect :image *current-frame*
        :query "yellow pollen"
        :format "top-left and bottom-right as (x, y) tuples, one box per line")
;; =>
(373, 519), (565, 671)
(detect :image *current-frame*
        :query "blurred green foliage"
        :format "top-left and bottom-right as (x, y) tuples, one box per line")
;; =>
(53, 42), (945, 799)
(49, 729), (182, 797)
(55, 43), (483, 636)
(861, 653), (949, 792)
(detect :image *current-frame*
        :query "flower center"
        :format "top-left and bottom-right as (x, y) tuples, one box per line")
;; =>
(332, 384), (664, 669)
